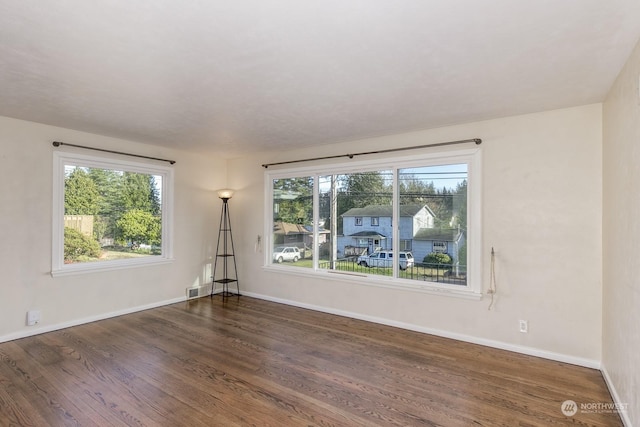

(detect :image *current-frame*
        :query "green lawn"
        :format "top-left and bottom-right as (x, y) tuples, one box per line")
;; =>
(69, 247), (156, 264)
(101, 250), (153, 260)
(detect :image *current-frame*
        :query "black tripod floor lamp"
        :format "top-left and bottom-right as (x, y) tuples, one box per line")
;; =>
(211, 189), (240, 298)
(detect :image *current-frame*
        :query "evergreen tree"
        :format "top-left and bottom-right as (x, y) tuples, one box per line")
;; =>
(122, 172), (154, 212)
(87, 168), (123, 242)
(87, 168), (123, 214)
(273, 177), (313, 224)
(148, 175), (161, 215)
(399, 173), (437, 207)
(453, 180), (468, 231)
(64, 168), (101, 215)
(430, 187), (453, 227)
(338, 172), (390, 210)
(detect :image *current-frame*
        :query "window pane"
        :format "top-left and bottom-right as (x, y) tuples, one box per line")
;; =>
(272, 177), (314, 268)
(63, 166), (162, 264)
(320, 171), (392, 275)
(398, 164), (467, 285)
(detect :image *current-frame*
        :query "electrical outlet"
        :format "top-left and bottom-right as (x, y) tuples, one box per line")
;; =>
(26, 310), (40, 326)
(519, 320), (528, 333)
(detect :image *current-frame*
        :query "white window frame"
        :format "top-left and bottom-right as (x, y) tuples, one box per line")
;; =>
(264, 147), (482, 299)
(52, 151), (174, 277)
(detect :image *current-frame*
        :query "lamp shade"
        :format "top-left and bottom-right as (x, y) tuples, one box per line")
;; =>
(217, 189), (234, 199)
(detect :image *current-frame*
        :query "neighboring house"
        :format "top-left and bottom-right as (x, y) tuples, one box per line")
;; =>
(273, 221), (329, 249)
(337, 204), (463, 263)
(413, 227), (465, 265)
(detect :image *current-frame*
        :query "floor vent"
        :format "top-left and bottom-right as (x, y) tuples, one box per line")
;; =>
(186, 285), (211, 300)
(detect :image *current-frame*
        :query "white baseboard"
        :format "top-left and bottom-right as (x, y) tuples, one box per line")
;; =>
(242, 291), (601, 369)
(1, 291), (602, 371)
(601, 365), (633, 427)
(0, 296), (186, 344)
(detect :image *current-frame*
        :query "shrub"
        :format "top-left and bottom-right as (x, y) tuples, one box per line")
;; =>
(423, 252), (452, 266)
(64, 227), (101, 262)
(116, 209), (161, 247)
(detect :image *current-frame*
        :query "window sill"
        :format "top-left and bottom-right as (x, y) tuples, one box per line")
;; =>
(51, 257), (174, 278)
(262, 265), (482, 301)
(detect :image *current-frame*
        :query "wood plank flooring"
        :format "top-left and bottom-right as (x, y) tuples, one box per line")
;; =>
(0, 296), (622, 426)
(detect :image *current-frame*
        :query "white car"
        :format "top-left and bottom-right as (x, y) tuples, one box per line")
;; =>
(357, 250), (414, 270)
(273, 246), (301, 263)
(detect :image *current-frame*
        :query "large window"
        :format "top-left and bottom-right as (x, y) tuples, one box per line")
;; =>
(52, 152), (173, 276)
(265, 148), (481, 297)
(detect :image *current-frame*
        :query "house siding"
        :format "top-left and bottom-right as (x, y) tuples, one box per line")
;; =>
(338, 205), (444, 258)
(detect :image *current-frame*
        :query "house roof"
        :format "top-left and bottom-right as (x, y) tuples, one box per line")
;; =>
(273, 222), (310, 235)
(273, 221), (328, 235)
(347, 231), (387, 239)
(342, 205), (428, 218)
(413, 228), (462, 242)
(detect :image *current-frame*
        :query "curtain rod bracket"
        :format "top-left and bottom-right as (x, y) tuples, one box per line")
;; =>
(52, 141), (176, 165)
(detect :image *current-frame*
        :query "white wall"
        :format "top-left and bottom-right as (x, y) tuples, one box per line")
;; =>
(603, 38), (640, 426)
(0, 103), (606, 371)
(0, 116), (226, 341)
(228, 104), (603, 366)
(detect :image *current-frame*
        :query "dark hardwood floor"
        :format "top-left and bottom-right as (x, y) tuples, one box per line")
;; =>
(0, 296), (622, 426)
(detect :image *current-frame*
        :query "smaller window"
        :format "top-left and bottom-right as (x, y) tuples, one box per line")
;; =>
(371, 217), (379, 226)
(400, 240), (412, 251)
(355, 217), (363, 226)
(52, 152), (173, 276)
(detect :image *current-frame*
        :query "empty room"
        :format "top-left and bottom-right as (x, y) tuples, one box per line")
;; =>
(0, 1), (638, 426)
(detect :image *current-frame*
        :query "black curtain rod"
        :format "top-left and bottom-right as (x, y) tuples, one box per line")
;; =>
(52, 141), (176, 165)
(261, 138), (481, 168)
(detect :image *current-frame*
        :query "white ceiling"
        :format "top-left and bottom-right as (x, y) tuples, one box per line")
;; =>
(1, 1), (639, 155)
